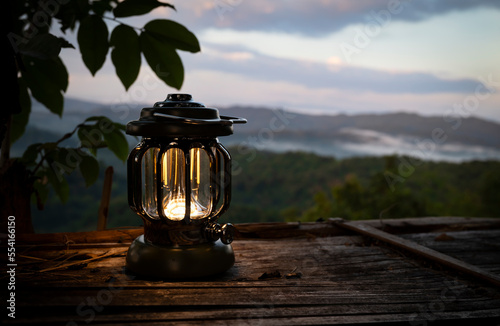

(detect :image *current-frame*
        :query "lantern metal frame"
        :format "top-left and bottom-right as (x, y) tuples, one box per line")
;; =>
(124, 94), (246, 279)
(127, 137), (233, 245)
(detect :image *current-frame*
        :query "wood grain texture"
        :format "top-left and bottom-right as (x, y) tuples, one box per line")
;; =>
(334, 220), (500, 287)
(4, 217), (500, 325)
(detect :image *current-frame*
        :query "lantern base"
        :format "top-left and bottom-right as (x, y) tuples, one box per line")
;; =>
(125, 235), (235, 279)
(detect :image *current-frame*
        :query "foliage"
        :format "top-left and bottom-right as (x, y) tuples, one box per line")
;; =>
(297, 155), (499, 221)
(226, 150), (500, 223)
(300, 158), (426, 221)
(30, 148), (500, 233)
(5, 0), (200, 209)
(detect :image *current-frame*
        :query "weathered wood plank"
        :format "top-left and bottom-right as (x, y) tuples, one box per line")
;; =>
(8, 303), (500, 325)
(14, 233), (500, 289)
(400, 230), (500, 269)
(352, 216), (500, 234)
(12, 235), (432, 286)
(15, 228), (142, 245)
(14, 217), (500, 246)
(85, 311), (499, 326)
(15, 286), (500, 312)
(5, 218), (500, 325)
(334, 220), (500, 288)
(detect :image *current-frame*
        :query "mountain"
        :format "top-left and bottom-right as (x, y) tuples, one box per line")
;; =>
(223, 106), (500, 148)
(15, 98), (500, 232)
(18, 98), (500, 163)
(220, 106), (500, 161)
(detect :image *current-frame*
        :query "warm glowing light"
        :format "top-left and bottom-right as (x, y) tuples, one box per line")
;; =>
(143, 146), (212, 221)
(164, 196), (207, 221)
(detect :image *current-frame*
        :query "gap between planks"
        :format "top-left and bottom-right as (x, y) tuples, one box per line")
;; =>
(331, 218), (500, 288)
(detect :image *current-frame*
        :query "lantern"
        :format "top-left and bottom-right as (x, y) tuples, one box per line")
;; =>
(125, 93), (246, 278)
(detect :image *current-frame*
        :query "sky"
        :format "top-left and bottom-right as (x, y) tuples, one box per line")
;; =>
(60, 0), (500, 122)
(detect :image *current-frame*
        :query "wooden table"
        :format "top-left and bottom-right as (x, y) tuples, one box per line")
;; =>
(3, 217), (500, 325)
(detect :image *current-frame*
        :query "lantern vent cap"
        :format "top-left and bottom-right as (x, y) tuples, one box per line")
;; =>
(126, 93), (246, 137)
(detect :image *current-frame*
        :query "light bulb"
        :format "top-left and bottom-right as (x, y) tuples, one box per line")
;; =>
(164, 196), (207, 221)
(142, 146), (212, 221)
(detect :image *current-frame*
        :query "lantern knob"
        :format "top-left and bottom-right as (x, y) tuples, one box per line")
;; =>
(166, 93), (192, 101)
(220, 223), (235, 245)
(205, 222), (235, 244)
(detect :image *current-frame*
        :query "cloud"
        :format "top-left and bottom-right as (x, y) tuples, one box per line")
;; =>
(172, 0), (500, 36)
(180, 68), (500, 122)
(183, 43), (487, 94)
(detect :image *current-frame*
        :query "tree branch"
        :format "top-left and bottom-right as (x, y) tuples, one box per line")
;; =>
(102, 15), (143, 31)
(0, 115), (12, 170)
(31, 122), (84, 176)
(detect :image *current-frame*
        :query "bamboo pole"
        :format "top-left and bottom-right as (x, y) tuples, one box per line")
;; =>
(97, 166), (114, 231)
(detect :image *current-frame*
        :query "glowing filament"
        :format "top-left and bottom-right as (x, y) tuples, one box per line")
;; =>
(154, 147), (211, 221)
(164, 196), (207, 221)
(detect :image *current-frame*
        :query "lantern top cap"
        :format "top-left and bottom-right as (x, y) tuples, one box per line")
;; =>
(126, 93), (246, 138)
(165, 93), (192, 101)
(153, 93), (206, 109)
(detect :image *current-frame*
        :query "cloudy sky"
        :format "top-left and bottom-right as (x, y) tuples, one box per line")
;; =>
(61, 1), (500, 122)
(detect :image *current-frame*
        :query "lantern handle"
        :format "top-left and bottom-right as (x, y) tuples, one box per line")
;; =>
(220, 115), (247, 124)
(153, 112), (246, 125)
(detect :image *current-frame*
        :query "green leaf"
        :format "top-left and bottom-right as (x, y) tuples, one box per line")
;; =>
(41, 142), (58, 151)
(56, 148), (86, 174)
(103, 128), (129, 162)
(84, 115), (107, 122)
(47, 165), (70, 203)
(140, 31), (184, 89)
(53, 0), (91, 32)
(21, 143), (41, 166)
(18, 33), (74, 59)
(10, 78), (32, 144)
(77, 14), (109, 75)
(21, 56), (68, 116)
(45, 148), (77, 177)
(78, 125), (105, 155)
(80, 116), (129, 160)
(110, 25), (141, 90)
(143, 19), (200, 53)
(113, 122), (127, 131)
(79, 154), (100, 187)
(91, 0), (114, 16)
(114, 0), (175, 18)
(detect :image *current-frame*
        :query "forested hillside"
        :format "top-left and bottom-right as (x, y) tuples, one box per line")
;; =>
(31, 148), (500, 233)
(26, 98), (500, 162)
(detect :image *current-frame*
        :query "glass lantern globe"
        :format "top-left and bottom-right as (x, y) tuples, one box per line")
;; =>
(125, 93), (246, 278)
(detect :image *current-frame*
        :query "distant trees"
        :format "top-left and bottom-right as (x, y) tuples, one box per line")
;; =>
(28, 148), (500, 232)
(479, 170), (500, 216)
(298, 155), (499, 221)
(300, 157), (426, 221)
